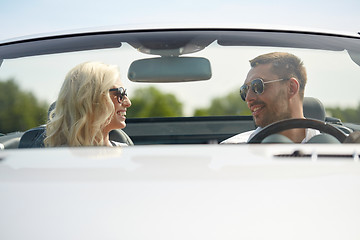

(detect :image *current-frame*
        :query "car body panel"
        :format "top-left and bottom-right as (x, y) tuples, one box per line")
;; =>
(1, 145), (360, 239)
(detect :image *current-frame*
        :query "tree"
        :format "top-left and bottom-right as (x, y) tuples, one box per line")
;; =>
(0, 79), (49, 133)
(127, 87), (183, 118)
(193, 90), (251, 116)
(326, 103), (360, 124)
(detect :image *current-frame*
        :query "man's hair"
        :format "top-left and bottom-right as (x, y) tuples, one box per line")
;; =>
(250, 52), (307, 99)
(45, 61), (120, 147)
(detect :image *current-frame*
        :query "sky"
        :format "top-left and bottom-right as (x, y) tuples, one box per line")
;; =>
(1, 0), (360, 41)
(1, 0), (360, 115)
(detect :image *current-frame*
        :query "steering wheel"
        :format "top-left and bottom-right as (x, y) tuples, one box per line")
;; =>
(248, 118), (347, 143)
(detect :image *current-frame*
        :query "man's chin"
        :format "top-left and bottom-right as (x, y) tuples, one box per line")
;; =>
(253, 119), (264, 128)
(254, 118), (273, 128)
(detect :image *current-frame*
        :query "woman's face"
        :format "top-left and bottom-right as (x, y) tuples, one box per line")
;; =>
(105, 79), (131, 132)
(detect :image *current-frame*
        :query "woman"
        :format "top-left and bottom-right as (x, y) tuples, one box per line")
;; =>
(44, 61), (131, 147)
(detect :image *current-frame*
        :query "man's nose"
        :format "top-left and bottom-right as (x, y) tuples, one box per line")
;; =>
(245, 87), (256, 102)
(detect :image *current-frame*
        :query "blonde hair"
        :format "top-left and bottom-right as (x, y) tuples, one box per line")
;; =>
(45, 62), (120, 147)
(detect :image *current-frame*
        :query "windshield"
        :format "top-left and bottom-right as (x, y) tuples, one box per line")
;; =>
(1, 30), (360, 146)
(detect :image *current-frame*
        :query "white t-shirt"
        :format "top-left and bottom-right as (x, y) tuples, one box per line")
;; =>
(221, 127), (320, 144)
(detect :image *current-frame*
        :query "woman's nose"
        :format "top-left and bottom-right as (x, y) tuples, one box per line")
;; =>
(122, 96), (131, 107)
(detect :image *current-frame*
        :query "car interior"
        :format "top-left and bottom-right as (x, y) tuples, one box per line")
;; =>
(7, 96), (346, 148)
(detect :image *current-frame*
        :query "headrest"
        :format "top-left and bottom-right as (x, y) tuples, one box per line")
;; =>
(303, 97), (325, 121)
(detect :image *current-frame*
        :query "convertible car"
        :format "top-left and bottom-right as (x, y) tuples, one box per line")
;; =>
(1, 26), (360, 239)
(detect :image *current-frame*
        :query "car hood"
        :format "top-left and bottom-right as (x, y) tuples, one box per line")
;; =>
(1, 144), (360, 239)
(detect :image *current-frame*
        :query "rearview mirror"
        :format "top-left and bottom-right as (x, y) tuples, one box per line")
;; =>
(128, 57), (212, 82)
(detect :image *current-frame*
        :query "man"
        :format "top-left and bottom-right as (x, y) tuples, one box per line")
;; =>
(221, 52), (319, 144)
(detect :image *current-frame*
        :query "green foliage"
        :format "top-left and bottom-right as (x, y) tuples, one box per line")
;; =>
(0, 79), (49, 133)
(326, 103), (360, 124)
(193, 90), (251, 116)
(127, 87), (183, 118)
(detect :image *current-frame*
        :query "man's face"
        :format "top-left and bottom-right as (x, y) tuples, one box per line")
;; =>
(244, 63), (291, 128)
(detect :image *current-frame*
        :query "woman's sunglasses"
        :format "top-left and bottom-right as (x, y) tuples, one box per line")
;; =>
(109, 87), (127, 103)
(239, 78), (287, 101)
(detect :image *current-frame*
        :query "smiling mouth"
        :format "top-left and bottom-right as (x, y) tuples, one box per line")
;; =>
(251, 105), (264, 116)
(117, 111), (126, 117)
(252, 106), (261, 113)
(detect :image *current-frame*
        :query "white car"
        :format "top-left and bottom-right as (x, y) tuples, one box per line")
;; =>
(1, 26), (360, 239)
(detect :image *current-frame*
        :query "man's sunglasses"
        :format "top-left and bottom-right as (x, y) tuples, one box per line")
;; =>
(239, 78), (288, 101)
(109, 87), (127, 103)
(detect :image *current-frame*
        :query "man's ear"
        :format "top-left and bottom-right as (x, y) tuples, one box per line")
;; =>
(288, 78), (300, 97)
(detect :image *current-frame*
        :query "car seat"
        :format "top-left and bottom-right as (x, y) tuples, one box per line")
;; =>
(303, 97), (352, 134)
(18, 126), (133, 148)
(303, 97), (325, 121)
